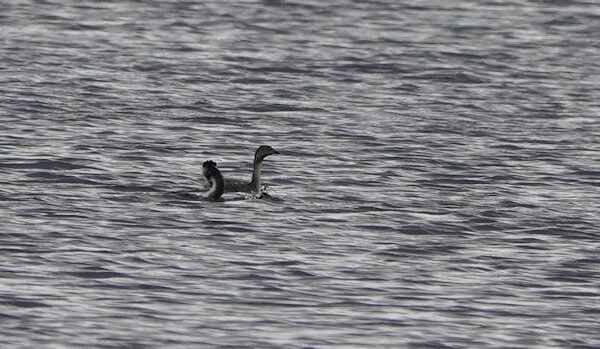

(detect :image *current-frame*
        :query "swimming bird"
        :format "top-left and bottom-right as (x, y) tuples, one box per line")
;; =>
(202, 160), (224, 199)
(224, 145), (279, 193)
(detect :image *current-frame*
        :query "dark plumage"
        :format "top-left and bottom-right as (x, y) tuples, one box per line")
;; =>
(224, 145), (279, 193)
(202, 160), (224, 199)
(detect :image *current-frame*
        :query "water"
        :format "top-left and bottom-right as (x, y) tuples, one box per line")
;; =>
(1, 0), (600, 347)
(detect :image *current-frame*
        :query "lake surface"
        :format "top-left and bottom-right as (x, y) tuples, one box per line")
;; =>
(1, 0), (599, 347)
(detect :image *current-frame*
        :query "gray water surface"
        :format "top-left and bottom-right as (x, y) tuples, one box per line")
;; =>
(1, 0), (600, 348)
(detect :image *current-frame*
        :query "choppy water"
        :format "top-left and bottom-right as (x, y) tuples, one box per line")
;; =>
(2, 0), (600, 347)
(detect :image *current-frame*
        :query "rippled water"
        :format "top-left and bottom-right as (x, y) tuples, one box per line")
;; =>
(2, 0), (600, 347)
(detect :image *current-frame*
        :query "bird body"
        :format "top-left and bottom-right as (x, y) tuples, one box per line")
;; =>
(223, 145), (279, 193)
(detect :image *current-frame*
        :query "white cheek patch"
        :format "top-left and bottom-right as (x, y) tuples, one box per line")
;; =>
(202, 179), (216, 198)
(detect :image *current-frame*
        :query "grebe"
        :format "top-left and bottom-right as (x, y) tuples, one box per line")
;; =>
(202, 160), (224, 199)
(224, 145), (279, 193)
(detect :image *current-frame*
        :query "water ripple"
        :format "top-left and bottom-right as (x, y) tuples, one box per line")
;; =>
(1, 0), (599, 348)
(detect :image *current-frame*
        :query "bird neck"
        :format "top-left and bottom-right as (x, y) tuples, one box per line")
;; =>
(250, 157), (263, 192)
(204, 170), (224, 199)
